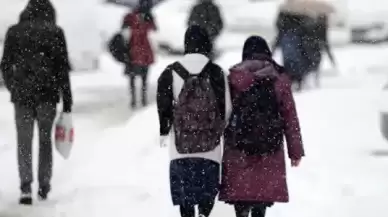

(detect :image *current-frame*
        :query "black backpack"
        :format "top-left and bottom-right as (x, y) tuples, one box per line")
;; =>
(108, 32), (130, 64)
(224, 77), (284, 156)
(172, 62), (225, 154)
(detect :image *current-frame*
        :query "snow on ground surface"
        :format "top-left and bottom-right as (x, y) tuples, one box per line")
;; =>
(1, 41), (388, 216)
(1, 0), (388, 216)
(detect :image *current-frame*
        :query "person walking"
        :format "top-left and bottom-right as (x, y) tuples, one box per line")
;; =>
(304, 14), (336, 87)
(0, 0), (73, 205)
(157, 25), (231, 217)
(219, 36), (305, 217)
(272, 10), (310, 91)
(187, 0), (223, 59)
(122, 0), (157, 108)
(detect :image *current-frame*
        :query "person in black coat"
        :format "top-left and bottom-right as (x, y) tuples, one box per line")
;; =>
(272, 11), (310, 90)
(0, 0), (73, 205)
(187, 0), (224, 50)
(157, 25), (231, 217)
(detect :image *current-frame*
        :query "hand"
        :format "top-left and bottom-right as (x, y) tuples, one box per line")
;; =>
(291, 158), (301, 167)
(160, 135), (169, 148)
(63, 103), (72, 113)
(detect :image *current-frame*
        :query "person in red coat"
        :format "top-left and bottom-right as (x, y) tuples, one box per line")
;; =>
(122, 1), (157, 108)
(219, 36), (305, 217)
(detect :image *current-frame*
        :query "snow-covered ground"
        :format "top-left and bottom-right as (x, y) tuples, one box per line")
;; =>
(1, 41), (388, 216)
(1, 0), (388, 216)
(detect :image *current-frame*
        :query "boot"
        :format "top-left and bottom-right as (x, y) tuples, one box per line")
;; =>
(38, 185), (50, 201)
(19, 192), (32, 205)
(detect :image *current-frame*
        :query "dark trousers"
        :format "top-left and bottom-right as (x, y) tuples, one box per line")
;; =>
(126, 64), (149, 106)
(14, 103), (57, 193)
(234, 204), (267, 217)
(179, 199), (215, 217)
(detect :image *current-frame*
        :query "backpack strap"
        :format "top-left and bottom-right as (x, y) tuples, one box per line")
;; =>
(172, 62), (190, 80)
(172, 61), (214, 80)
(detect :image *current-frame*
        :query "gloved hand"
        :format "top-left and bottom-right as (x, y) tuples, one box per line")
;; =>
(160, 135), (169, 148)
(291, 158), (302, 167)
(63, 103), (72, 113)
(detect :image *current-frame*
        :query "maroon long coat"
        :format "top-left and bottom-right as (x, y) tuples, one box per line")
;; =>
(123, 11), (156, 66)
(219, 59), (305, 203)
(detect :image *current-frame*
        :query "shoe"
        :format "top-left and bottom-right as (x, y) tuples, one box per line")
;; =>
(142, 100), (147, 107)
(19, 193), (32, 205)
(38, 186), (50, 201)
(130, 101), (136, 109)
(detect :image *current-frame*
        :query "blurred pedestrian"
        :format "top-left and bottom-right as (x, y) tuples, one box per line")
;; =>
(0, 0), (73, 205)
(187, 0), (223, 60)
(272, 11), (309, 91)
(122, 0), (157, 108)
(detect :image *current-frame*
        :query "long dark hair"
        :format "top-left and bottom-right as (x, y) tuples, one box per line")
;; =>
(136, 0), (154, 23)
(242, 35), (285, 73)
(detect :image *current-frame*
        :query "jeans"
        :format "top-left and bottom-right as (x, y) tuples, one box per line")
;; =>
(14, 103), (56, 193)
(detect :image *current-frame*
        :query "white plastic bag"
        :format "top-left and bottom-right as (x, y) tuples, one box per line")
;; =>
(380, 112), (388, 141)
(54, 112), (74, 159)
(380, 83), (388, 141)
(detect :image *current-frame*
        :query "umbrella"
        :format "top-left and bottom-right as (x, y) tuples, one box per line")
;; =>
(279, 0), (336, 17)
(105, 0), (165, 8)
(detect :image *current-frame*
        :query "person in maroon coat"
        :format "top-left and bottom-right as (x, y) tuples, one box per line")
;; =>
(219, 36), (305, 217)
(122, 1), (157, 108)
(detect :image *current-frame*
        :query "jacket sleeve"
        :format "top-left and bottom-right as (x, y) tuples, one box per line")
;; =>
(271, 32), (281, 52)
(211, 4), (224, 33)
(276, 74), (305, 159)
(54, 28), (73, 112)
(157, 66), (174, 136)
(121, 14), (130, 29)
(224, 72), (232, 121)
(272, 13), (284, 52)
(322, 33), (335, 65)
(321, 17), (335, 65)
(0, 28), (16, 91)
(145, 12), (157, 31)
(209, 64), (226, 120)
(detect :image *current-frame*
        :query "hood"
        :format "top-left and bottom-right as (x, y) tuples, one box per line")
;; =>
(229, 59), (280, 92)
(242, 35), (272, 61)
(136, 0), (151, 13)
(21, 0), (56, 23)
(184, 25), (212, 57)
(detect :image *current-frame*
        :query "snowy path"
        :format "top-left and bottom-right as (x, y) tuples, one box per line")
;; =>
(0, 45), (388, 217)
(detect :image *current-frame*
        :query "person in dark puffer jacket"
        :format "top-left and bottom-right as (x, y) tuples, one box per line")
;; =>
(187, 0), (223, 60)
(0, 0), (73, 205)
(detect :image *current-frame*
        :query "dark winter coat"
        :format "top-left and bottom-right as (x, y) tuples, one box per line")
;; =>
(187, 0), (223, 41)
(122, 10), (157, 66)
(0, 0), (73, 111)
(219, 58), (304, 203)
(272, 12), (311, 80)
